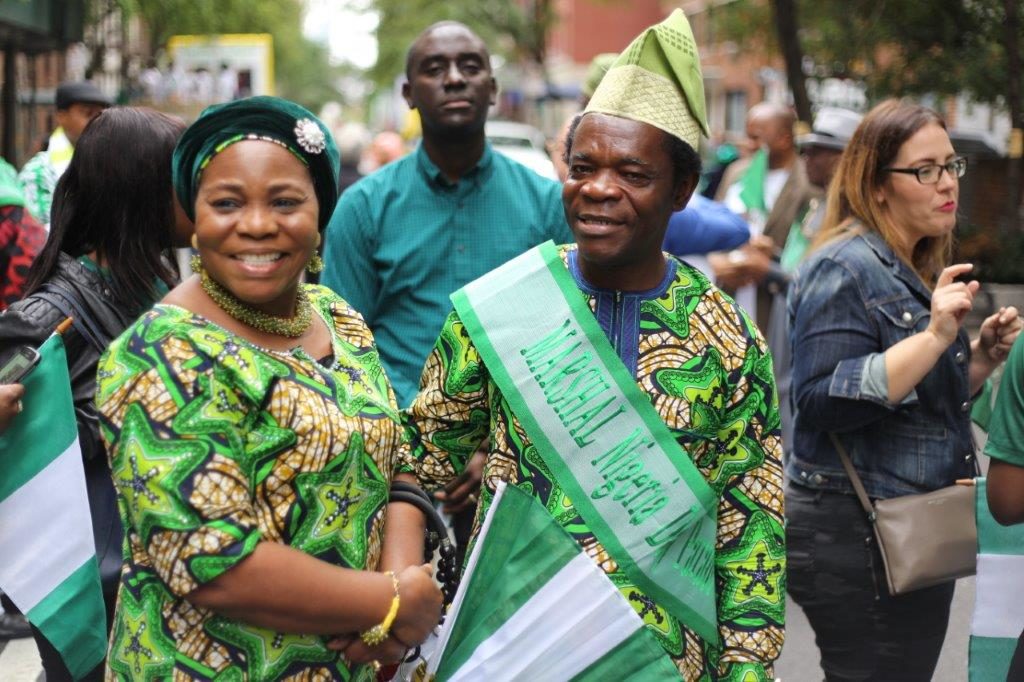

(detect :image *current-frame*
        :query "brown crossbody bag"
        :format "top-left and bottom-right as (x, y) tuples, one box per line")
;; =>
(829, 432), (976, 595)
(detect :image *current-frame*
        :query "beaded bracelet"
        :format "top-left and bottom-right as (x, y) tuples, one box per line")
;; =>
(361, 571), (400, 646)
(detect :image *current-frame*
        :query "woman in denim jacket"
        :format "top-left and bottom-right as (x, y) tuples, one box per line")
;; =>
(787, 99), (1022, 680)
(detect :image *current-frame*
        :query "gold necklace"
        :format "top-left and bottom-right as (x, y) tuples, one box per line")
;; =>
(199, 268), (313, 338)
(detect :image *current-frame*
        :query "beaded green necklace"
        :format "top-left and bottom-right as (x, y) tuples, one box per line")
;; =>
(199, 268), (313, 338)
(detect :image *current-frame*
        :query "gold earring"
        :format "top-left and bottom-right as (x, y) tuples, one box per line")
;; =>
(307, 252), (324, 274)
(190, 234), (202, 273)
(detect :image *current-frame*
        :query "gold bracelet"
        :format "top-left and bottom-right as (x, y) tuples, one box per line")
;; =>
(360, 571), (400, 646)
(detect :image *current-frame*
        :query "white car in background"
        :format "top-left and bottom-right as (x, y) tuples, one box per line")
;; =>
(486, 120), (558, 180)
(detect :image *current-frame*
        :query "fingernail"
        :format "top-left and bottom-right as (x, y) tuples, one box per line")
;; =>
(14, 400), (22, 413)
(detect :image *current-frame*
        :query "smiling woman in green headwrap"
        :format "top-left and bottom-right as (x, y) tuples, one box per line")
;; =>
(95, 96), (442, 680)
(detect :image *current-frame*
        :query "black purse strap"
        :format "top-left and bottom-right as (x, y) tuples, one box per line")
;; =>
(388, 481), (459, 611)
(34, 281), (114, 353)
(828, 432), (877, 523)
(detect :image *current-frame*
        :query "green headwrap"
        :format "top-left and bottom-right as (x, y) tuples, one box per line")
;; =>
(584, 9), (709, 149)
(172, 96), (340, 229)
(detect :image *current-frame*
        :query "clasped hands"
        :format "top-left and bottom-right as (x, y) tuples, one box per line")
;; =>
(709, 235), (775, 291)
(327, 563), (443, 666)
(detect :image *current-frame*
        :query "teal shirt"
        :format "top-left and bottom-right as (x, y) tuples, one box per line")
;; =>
(322, 142), (571, 406)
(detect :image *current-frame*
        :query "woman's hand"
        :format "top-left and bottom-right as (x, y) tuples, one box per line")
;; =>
(0, 383), (25, 434)
(390, 564), (443, 646)
(328, 563), (442, 664)
(976, 306), (1022, 365)
(927, 264), (980, 347)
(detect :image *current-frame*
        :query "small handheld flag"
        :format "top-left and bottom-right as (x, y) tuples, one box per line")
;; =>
(0, 324), (107, 679)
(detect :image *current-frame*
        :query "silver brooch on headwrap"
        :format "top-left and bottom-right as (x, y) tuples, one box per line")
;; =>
(294, 118), (326, 155)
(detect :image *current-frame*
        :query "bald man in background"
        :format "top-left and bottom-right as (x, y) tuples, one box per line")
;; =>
(710, 102), (818, 332)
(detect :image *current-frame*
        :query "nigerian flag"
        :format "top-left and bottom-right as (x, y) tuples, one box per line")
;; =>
(0, 333), (107, 679)
(969, 477), (1024, 682)
(428, 482), (680, 681)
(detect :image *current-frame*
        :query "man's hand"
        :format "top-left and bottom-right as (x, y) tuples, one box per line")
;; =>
(0, 384), (25, 434)
(434, 447), (486, 514)
(709, 242), (774, 290)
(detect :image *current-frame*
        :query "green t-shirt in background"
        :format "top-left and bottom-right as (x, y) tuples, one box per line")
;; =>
(320, 142), (571, 406)
(984, 336), (1024, 466)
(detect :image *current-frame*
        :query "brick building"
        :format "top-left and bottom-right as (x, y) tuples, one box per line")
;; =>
(0, 0), (87, 166)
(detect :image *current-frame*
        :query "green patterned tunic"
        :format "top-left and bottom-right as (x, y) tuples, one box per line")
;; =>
(96, 285), (405, 681)
(406, 246), (785, 681)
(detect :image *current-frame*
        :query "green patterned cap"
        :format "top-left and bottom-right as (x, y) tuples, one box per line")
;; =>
(584, 9), (709, 148)
(581, 53), (617, 100)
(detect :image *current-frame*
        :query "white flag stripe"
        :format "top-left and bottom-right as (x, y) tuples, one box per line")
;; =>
(449, 552), (642, 681)
(0, 440), (94, 611)
(427, 482), (511, 677)
(971, 553), (1024, 638)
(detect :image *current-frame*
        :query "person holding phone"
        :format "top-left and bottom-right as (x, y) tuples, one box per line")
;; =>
(0, 107), (190, 681)
(0, 382), (24, 433)
(786, 99), (1022, 680)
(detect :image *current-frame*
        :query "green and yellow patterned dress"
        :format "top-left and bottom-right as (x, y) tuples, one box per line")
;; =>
(406, 246), (785, 681)
(96, 285), (406, 681)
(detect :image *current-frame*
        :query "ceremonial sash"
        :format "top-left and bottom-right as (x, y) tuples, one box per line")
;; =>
(450, 241), (719, 644)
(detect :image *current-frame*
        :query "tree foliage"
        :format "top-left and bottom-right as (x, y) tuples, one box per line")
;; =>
(369, 0), (556, 86)
(711, 0), (1020, 113)
(116, 0), (342, 110)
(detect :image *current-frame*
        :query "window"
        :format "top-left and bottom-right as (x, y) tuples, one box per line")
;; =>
(725, 90), (747, 134)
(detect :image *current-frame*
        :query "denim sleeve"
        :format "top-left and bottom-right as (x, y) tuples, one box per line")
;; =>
(861, 352), (919, 405)
(790, 256), (901, 432)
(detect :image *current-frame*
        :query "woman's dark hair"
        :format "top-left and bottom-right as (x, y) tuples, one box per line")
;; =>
(562, 113), (702, 189)
(26, 107), (186, 307)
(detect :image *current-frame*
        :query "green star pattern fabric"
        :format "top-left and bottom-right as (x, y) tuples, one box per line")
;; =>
(406, 246), (785, 681)
(96, 285), (406, 681)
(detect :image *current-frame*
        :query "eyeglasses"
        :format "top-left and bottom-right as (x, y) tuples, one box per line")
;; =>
(883, 157), (967, 185)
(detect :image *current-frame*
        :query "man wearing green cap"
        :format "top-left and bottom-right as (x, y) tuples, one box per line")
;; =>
(406, 9), (784, 680)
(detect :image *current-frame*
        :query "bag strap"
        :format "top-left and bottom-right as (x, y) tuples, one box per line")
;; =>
(34, 282), (113, 353)
(828, 432), (877, 522)
(388, 481), (459, 611)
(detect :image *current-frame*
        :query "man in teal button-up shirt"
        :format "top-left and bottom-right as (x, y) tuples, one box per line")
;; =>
(321, 21), (571, 408)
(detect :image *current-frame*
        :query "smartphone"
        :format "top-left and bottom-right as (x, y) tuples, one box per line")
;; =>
(0, 345), (41, 384)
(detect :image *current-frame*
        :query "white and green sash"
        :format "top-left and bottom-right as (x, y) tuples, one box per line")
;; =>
(450, 240), (718, 644)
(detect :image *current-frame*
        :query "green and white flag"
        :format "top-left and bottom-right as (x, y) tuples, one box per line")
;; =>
(969, 477), (1024, 682)
(0, 333), (107, 679)
(428, 482), (680, 681)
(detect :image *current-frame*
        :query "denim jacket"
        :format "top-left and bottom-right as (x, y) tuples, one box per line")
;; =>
(786, 229), (976, 499)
